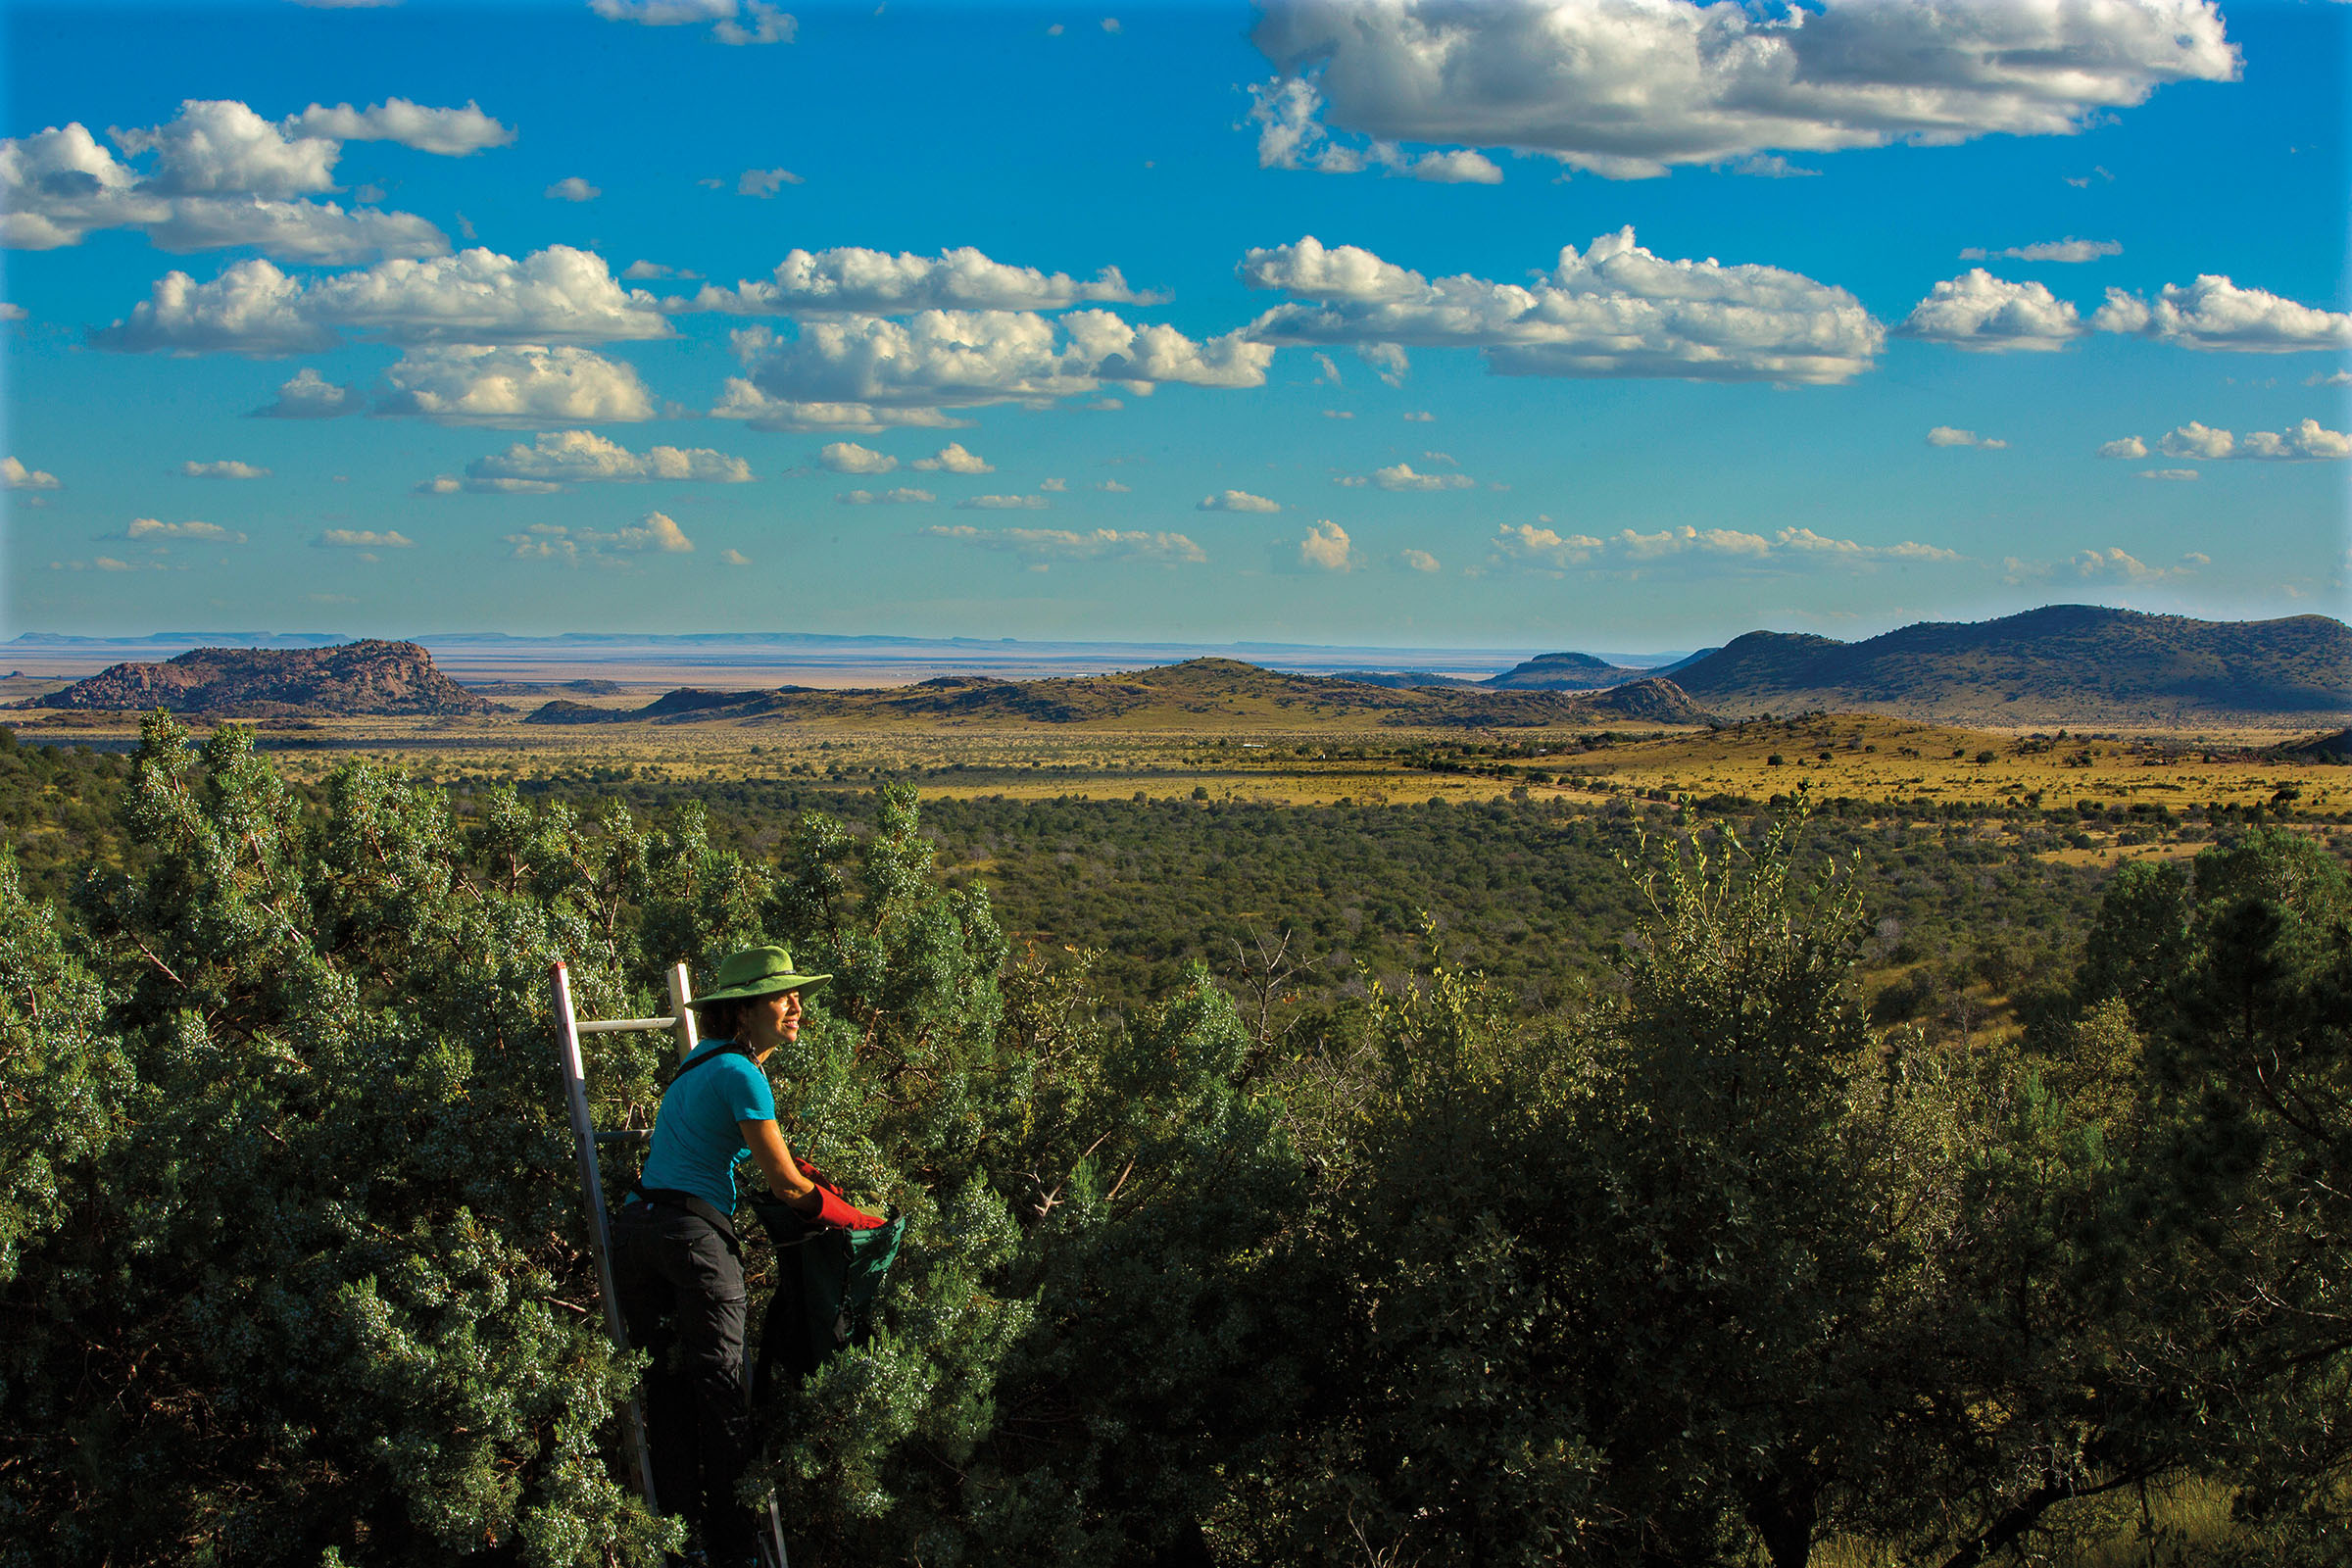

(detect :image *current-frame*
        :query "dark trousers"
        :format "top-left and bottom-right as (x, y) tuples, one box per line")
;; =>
(612, 1200), (759, 1563)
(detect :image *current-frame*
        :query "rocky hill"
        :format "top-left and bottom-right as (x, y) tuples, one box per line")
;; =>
(1667, 606), (2351, 725)
(18, 640), (495, 717)
(529, 658), (1714, 730)
(1483, 651), (1655, 691)
(2282, 727), (2352, 762)
(1331, 648), (1727, 694)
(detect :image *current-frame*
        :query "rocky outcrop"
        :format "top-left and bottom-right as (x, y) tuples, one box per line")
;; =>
(1577, 676), (1713, 725)
(18, 640), (495, 717)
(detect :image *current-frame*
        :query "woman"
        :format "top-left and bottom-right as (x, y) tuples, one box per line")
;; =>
(611, 944), (858, 1567)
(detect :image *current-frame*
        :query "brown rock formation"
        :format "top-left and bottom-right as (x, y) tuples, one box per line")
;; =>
(17, 640), (495, 717)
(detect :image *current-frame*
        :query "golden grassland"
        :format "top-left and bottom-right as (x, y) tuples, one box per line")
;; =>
(8, 701), (2344, 823)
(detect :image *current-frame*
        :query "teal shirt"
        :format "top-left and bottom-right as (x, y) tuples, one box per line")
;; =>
(635, 1040), (777, 1216)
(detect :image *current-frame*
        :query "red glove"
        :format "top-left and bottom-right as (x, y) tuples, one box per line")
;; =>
(797, 1157), (887, 1230)
(813, 1185), (887, 1231)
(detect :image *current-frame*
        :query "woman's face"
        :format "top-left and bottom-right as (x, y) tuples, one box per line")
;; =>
(741, 987), (804, 1054)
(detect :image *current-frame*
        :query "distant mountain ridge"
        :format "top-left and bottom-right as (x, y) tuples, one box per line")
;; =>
(15, 640), (493, 717)
(1330, 652), (1674, 692)
(527, 658), (1714, 729)
(13, 608), (2342, 728)
(1665, 605), (2350, 725)
(1328, 607), (2347, 725)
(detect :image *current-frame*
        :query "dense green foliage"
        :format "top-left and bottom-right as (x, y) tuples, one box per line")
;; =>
(2, 719), (2346, 1567)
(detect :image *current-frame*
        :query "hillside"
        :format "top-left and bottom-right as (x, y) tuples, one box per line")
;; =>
(1668, 606), (2352, 725)
(1335, 653), (1667, 692)
(16, 640), (494, 717)
(528, 659), (1715, 730)
(1483, 652), (1655, 690)
(1326, 670), (1483, 689)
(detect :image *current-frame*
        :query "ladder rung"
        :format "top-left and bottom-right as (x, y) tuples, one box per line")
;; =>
(578, 1016), (680, 1033)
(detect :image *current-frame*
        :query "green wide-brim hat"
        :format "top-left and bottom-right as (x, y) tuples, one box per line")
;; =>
(689, 945), (831, 1007)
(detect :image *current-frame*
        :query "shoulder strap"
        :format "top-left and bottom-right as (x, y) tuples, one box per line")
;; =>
(662, 1039), (755, 1088)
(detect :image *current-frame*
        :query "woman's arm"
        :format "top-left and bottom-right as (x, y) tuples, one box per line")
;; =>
(739, 1118), (822, 1215)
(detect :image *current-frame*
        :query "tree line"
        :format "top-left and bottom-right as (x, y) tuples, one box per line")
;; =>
(1, 715), (2344, 1566)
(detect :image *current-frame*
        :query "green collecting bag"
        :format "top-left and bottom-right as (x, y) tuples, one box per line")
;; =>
(746, 1196), (906, 1402)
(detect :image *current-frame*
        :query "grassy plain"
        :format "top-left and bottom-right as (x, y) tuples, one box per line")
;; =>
(9, 695), (2342, 820)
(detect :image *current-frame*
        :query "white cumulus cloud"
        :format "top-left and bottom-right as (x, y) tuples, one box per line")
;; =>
(1398, 548), (1440, 572)
(666, 244), (1152, 316)
(3, 456), (62, 489)
(619, 511), (694, 552)
(2156, 421), (2235, 460)
(817, 441), (898, 474)
(546, 176), (601, 202)
(835, 487), (935, 505)
(1198, 489), (1282, 513)
(315, 528), (415, 549)
(591, 0), (795, 45)
(2092, 274), (2352, 353)
(508, 512), (694, 563)
(1897, 270), (2083, 352)
(464, 430), (753, 486)
(1926, 426), (2005, 450)
(1298, 519), (1354, 571)
(1248, 0), (2236, 181)
(924, 524), (1205, 564)
(1959, 238), (2121, 264)
(957, 494), (1051, 510)
(1356, 341), (1409, 385)
(2156, 418), (2348, 461)
(88, 259), (338, 356)
(738, 167), (803, 197)
(719, 309), (1272, 427)
(282, 99), (514, 156)
(302, 246), (668, 345)
(2070, 546), (2176, 581)
(712, 3), (795, 45)
(180, 459), (270, 478)
(2, 98), (507, 263)
(377, 344), (658, 425)
(250, 367), (361, 418)
(1492, 519), (1956, 573)
(710, 381), (968, 434)
(2138, 468), (2199, 481)
(2097, 436), (2149, 460)
(124, 516), (245, 542)
(1244, 229), (1881, 384)
(90, 246), (669, 356)
(910, 441), (994, 474)
(1341, 462), (1475, 491)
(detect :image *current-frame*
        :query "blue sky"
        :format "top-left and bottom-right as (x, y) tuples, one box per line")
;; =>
(3, 0), (2345, 651)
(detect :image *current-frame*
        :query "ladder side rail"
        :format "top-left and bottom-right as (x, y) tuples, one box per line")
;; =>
(666, 962), (700, 1063)
(550, 959), (660, 1513)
